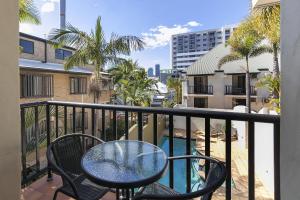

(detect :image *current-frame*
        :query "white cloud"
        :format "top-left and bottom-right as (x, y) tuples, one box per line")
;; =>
(20, 23), (34, 34)
(186, 21), (202, 27)
(41, 0), (59, 13)
(142, 21), (202, 49)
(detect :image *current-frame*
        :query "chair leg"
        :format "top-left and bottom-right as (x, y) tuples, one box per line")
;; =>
(53, 190), (59, 200)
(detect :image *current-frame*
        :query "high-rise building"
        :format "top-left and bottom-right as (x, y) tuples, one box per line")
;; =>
(159, 69), (173, 84)
(171, 25), (237, 70)
(155, 64), (160, 77)
(148, 67), (154, 77)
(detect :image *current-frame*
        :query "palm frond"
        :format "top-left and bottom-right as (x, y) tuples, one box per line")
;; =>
(64, 49), (89, 70)
(94, 16), (105, 47)
(48, 23), (90, 48)
(250, 45), (273, 57)
(19, 0), (41, 24)
(218, 53), (243, 68)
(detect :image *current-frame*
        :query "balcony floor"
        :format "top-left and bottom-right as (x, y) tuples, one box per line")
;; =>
(21, 175), (116, 200)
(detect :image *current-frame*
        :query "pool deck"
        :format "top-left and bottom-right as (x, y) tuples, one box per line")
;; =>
(164, 128), (273, 200)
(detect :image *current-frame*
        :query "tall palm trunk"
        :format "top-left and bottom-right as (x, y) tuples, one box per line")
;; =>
(245, 57), (251, 113)
(272, 43), (280, 100)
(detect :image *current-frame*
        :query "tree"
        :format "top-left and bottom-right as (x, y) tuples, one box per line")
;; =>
(19, 0), (41, 24)
(109, 60), (158, 106)
(166, 77), (182, 104)
(48, 16), (144, 79)
(253, 4), (280, 78)
(218, 19), (272, 113)
(252, 4), (280, 100)
(256, 74), (280, 113)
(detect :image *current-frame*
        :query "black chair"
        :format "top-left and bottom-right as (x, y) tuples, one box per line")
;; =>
(46, 134), (110, 200)
(133, 155), (226, 200)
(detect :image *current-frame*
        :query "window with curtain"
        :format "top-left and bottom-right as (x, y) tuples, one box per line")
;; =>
(70, 77), (87, 94)
(20, 74), (53, 98)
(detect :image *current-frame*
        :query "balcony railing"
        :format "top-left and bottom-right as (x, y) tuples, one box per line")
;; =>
(225, 85), (257, 96)
(20, 101), (280, 200)
(188, 85), (213, 95)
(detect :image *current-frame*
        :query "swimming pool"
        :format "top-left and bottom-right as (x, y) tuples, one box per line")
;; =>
(158, 136), (204, 193)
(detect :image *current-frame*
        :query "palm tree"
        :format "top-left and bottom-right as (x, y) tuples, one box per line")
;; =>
(48, 16), (144, 79)
(166, 77), (182, 104)
(19, 0), (41, 24)
(109, 59), (139, 105)
(109, 60), (158, 106)
(218, 19), (272, 113)
(252, 4), (280, 78)
(127, 68), (158, 107)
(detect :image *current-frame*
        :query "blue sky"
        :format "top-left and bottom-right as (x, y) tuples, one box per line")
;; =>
(20, 0), (250, 70)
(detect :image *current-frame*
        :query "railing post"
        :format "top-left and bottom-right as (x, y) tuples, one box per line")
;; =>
(34, 106), (40, 170)
(21, 107), (27, 185)
(248, 121), (255, 200)
(102, 109), (105, 141)
(274, 121), (281, 200)
(186, 116), (191, 193)
(153, 114), (158, 145)
(125, 111), (129, 140)
(46, 104), (53, 181)
(64, 106), (67, 135)
(138, 112), (143, 141)
(82, 107), (85, 134)
(205, 117), (211, 177)
(169, 114), (174, 189)
(113, 110), (117, 140)
(91, 108), (95, 137)
(72, 106), (76, 133)
(225, 119), (232, 200)
(55, 105), (59, 138)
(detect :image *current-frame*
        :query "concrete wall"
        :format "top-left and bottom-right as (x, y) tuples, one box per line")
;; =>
(0, 0), (21, 199)
(281, 0), (300, 199)
(128, 114), (166, 144)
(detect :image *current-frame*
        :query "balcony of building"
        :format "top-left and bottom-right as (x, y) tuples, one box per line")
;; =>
(225, 85), (257, 96)
(187, 85), (214, 95)
(19, 101), (280, 200)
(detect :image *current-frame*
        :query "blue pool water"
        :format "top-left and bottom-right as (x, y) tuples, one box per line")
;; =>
(158, 136), (204, 193)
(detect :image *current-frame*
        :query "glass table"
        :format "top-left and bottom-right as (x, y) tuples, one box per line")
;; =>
(81, 140), (168, 200)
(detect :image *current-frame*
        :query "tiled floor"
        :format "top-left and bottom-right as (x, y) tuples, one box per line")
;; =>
(21, 175), (116, 200)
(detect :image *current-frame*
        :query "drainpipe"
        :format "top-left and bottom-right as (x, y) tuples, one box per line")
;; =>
(43, 34), (48, 63)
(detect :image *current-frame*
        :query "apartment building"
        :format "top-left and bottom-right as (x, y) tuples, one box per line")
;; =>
(252, 0), (279, 8)
(19, 32), (112, 104)
(19, 32), (113, 138)
(182, 44), (273, 111)
(171, 25), (236, 70)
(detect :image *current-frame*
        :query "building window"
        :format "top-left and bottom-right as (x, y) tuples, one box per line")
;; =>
(194, 98), (208, 108)
(20, 74), (53, 98)
(55, 49), (73, 60)
(70, 77), (87, 94)
(20, 39), (34, 54)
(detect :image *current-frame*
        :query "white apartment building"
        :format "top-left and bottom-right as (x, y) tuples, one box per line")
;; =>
(171, 25), (236, 70)
(182, 44), (274, 111)
(252, 0), (279, 8)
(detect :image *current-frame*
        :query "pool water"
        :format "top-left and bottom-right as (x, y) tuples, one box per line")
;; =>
(158, 136), (204, 193)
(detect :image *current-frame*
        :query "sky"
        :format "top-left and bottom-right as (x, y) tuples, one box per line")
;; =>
(20, 0), (250, 70)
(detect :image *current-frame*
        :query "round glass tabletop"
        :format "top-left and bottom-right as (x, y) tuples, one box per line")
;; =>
(81, 140), (168, 188)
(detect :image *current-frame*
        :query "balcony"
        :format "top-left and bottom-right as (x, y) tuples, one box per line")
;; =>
(20, 101), (280, 200)
(225, 85), (257, 96)
(188, 85), (213, 95)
